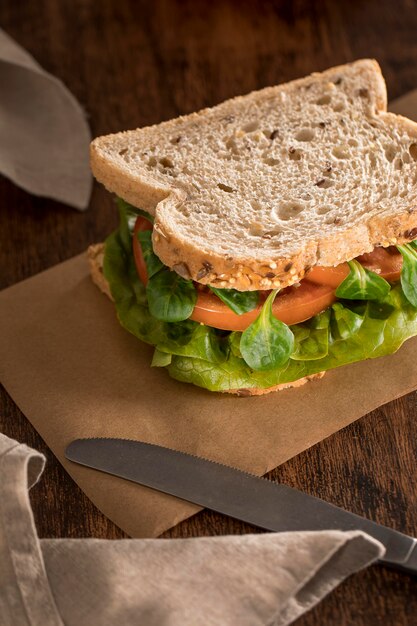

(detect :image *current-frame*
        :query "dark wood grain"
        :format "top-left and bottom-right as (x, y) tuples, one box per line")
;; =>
(1, 1), (417, 623)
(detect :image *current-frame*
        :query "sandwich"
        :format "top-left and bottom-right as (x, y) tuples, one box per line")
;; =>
(88, 59), (417, 395)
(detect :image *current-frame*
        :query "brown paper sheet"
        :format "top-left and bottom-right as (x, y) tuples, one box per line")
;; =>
(1, 254), (417, 538)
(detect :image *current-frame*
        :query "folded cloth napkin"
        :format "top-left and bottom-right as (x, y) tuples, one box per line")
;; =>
(0, 29), (91, 210)
(0, 432), (384, 626)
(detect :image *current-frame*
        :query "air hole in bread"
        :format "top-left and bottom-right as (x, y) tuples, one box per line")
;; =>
(332, 102), (345, 112)
(316, 95), (331, 105)
(316, 206), (332, 215)
(249, 222), (264, 236)
(218, 183), (235, 192)
(118, 148), (128, 156)
(264, 157), (280, 166)
(314, 178), (333, 189)
(262, 228), (281, 239)
(384, 145), (396, 162)
(159, 157), (174, 168)
(251, 200), (262, 211)
(147, 156), (157, 167)
(243, 121), (259, 133)
(277, 202), (304, 220)
(394, 157), (403, 171)
(295, 128), (315, 142)
(170, 136), (181, 145)
(325, 214), (342, 225)
(348, 138), (358, 147)
(332, 146), (349, 159)
(225, 138), (239, 154)
(288, 148), (302, 161)
(409, 143), (417, 161)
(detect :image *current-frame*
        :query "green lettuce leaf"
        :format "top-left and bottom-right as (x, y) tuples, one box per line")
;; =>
(103, 200), (417, 392)
(137, 230), (163, 278)
(335, 259), (390, 300)
(209, 287), (259, 315)
(240, 290), (294, 370)
(291, 310), (330, 361)
(152, 349), (172, 367)
(116, 197), (154, 224)
(167, 287), (417, 391)
(397, 242), (417, 307)
(146, 269), (197, 322)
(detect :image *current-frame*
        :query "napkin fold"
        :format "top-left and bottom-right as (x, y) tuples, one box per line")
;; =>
(0, 432), (384, 626)
(0, 29), (91, 210)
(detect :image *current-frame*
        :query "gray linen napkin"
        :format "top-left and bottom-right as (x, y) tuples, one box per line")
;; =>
(0, 29), (91, 209)
(0, 432), (384, 626)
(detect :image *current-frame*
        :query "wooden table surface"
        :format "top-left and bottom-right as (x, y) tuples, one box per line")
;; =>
(1, 1), (417, 623)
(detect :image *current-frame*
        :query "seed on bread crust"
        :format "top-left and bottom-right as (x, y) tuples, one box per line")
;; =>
(173, 262), (191, 279)
(404, 227), (417, 239)
(196, 261), (214, 280)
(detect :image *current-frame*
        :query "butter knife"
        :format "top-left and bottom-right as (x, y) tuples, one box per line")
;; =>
(65, 438), (417, 575)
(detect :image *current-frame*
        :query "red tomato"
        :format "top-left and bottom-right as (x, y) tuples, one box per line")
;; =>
(306, 264), (350, 288)
(357, 247), (403, 282)
(190, 282), (335, 331)
(307, 247), (402, 287)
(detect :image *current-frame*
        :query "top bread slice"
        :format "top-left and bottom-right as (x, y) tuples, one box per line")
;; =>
(91, 59), (417, 291)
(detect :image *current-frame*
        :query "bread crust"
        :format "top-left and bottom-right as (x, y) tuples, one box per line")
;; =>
(226, 372), (325, 396)
(87, 244), (325, 395)
(152, 211), (417, 291)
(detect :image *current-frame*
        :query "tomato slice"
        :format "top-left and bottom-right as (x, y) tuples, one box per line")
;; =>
(133, 216), (335, 330)
(357, 247), (402, 282)
(307, 247), (402, 287)
(307, 264), (350, 288)
(190, 282), (335, 331)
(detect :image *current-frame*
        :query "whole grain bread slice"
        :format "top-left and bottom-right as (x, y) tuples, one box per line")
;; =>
(91, 59), (417, 291)
(87, 244), (324, 395)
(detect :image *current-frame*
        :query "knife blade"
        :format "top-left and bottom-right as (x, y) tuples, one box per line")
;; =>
(65, 438), (417, 574)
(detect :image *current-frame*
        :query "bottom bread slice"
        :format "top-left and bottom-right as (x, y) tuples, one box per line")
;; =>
(87, 244), (325, 396)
